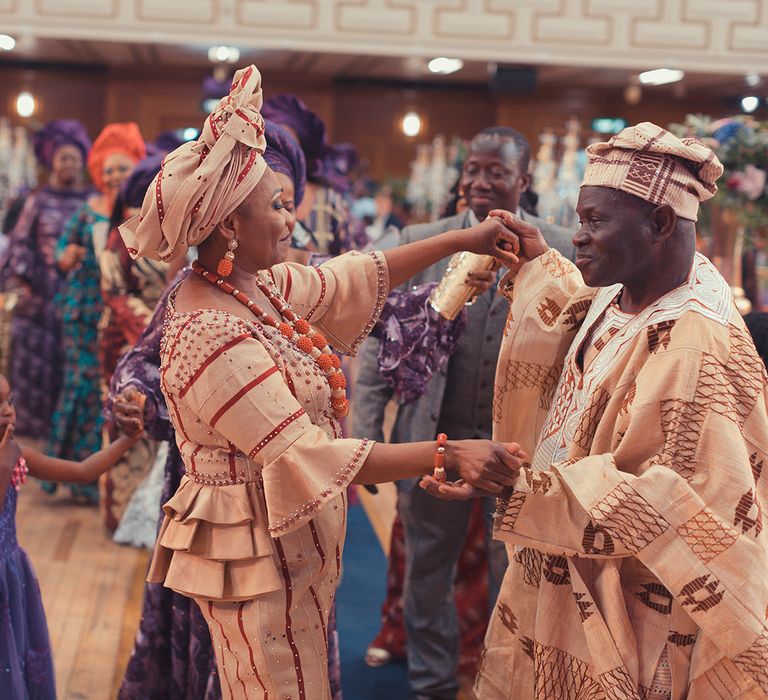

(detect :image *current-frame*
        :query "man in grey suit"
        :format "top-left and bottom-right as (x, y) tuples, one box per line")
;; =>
(353, 127), (574, 700)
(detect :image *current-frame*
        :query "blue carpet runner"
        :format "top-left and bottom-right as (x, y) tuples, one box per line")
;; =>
(337, 500), (410, 699)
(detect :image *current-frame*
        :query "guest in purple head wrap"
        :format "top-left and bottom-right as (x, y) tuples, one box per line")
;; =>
(0, 119), (92, 436)
(262, 94), (356, 194)
(262, 95), (366, 255)
(32, 119), (91, 170)
(150, 131), (187, 157)
(264, 120), (306, 207)
(121, 152), (166, 211)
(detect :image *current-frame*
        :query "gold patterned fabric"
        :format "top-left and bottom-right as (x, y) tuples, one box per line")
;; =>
(480, 248), (768, 699)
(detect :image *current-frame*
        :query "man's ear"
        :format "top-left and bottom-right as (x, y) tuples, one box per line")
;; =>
(650, 204), (677, 243)
(519, 171), (532, 194)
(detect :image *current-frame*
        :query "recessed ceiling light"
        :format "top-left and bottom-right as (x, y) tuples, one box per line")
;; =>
(746, 73), (761, 87)
(208, 46), (240, 64)
(0, 34), (15, 51)
(741, 95), (760, 113)
(638, 68), (684, 86)
(428, 57), (464, 75)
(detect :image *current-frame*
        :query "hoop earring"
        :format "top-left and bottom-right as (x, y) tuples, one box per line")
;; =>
(217, 238), (238, 277)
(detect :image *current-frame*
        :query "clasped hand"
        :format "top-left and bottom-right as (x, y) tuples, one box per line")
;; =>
(112, 387), (147, 438)
(459, 210), (550, 272)
(421, 439), (525, 500)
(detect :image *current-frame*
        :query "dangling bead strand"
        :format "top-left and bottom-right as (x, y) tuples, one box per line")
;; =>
(192, 261), (350, 418)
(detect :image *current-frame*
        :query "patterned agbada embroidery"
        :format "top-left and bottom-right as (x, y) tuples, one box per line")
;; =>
(733, 631), (768, 694)
(636, 583), (674, 615)
(493, 360), (562, 420)
(588, 482), (670, 553)
(677, 508), (740, 563)
(678, 574), (725, 613)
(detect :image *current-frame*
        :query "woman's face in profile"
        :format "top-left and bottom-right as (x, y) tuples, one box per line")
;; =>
(231, 167), (294, 270)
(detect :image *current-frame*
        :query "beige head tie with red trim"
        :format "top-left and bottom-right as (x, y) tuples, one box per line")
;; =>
(120, 65), (268, 261)
(581, 122), (724, 221)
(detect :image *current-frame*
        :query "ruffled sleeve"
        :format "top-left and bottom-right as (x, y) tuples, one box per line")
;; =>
(168, 311), (374, 536)
(269, 250), (389, 355)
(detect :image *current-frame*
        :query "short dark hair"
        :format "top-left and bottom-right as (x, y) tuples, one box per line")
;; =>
(471, 127), (531, 172)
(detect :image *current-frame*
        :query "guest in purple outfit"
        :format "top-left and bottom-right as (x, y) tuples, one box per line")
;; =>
(262, 94), (368, 254)
(0, 120), (92, 438)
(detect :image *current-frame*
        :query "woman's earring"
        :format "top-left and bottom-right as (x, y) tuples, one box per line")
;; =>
(217, 238), (238, 277)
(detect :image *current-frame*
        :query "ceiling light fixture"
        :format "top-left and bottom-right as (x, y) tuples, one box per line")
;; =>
(741, 95), (760, 113)
(0, 34), (15, 51)
(15, 92), (36, 118)
(427, 57), (464, 75)
(746, 73), (761, 87)
(638, 68), (685, 86)
(208, 46), (240, 64)
(402, 112), (422, 137)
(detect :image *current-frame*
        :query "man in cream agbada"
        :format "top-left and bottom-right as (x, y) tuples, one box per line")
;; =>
(423, 122), (768, 699)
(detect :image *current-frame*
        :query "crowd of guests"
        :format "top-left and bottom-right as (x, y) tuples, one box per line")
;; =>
(1, 62), (768, 700)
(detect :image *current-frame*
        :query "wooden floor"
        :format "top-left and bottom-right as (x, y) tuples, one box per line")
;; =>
(16, 484), (149, 700)
(17, 481), (400, 700)
(16, 423), (476, 699)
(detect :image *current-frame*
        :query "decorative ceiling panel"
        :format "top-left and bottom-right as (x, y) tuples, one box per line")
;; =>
(1, 0), (766, 74)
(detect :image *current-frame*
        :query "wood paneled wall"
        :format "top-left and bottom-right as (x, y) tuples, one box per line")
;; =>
(0, 64), (730, 180)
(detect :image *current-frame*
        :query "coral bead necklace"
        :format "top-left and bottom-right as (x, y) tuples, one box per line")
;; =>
(192, 260), (349, 418)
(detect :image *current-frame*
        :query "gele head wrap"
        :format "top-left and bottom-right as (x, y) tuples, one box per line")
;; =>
(120, 65), (267, 261)
(32, 119), (91, 169)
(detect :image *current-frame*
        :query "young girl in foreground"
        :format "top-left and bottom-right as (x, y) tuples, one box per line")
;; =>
(0, 372), (144, 700)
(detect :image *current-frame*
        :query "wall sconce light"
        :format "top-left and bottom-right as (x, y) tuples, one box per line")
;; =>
(402, 112), (421, 137)
(15, 91), (36, 118)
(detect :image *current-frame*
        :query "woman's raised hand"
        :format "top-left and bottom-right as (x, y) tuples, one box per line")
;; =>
(488, 209), (549, 267)
(457, 216), (520, 266)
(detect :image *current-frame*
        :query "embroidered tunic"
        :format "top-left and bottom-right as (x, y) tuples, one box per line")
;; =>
(149, 251), (387, 698)
(479, 249), (768, 699)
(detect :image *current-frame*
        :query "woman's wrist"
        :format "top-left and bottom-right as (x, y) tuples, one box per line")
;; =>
(442, 438), (461, 472)
(439, 229), (467, 256)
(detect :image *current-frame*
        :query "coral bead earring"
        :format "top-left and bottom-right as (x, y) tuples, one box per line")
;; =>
(217, 238), (238, 277)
